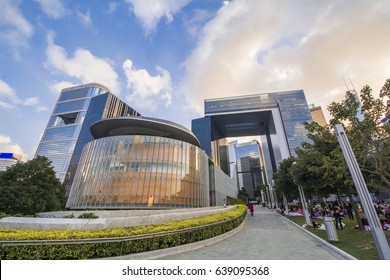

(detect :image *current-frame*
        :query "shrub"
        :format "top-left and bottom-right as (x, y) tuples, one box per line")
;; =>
(0, 205), (246, 259)
(78, 212), (98, 219)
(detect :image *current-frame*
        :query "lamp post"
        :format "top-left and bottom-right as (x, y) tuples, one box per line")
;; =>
(266, 185), (272, 208)
(292, 162), (311, 226)
(269, 185), (275, 208)
(334, 124), (390, 259)
(261, 190), (265, 205)
(270, 180), (279, 208)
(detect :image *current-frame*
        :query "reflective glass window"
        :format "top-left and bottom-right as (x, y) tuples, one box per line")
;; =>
(59, 88), (90, 102)
(54, 99), (87, 114)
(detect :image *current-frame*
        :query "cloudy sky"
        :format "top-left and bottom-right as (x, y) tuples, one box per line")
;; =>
(0, 0), (389, 160)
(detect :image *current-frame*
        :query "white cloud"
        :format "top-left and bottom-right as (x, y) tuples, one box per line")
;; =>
(50, 81), (77, 95)
(76, 10), (93, 29)
(0, 0), (34, 57)
(125, 0), (191, 34)
(34, 0), (66, 19)
(0, 79), (43, 110)
(108, 2), (119, 14)
(0, 135), (11, 145)
(182, 0), (390, 120)
(123, 59), (172, 111)
(45, 33), (120, 94)
(0, 134), (26, 160)
(183, 9), (214, 38)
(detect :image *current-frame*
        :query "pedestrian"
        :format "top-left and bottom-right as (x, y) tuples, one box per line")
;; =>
(248, 203), (254, 216)
(346, 201), (354, 220)
(333, 206), (343, 230)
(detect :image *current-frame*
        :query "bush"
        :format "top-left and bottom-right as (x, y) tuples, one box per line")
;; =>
(78, 212), (98, 219)
(0, 205), (246, 259)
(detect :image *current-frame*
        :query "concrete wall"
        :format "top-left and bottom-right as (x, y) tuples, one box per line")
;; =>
(213, 166), (238, 206)
(0, 206), (235, 231)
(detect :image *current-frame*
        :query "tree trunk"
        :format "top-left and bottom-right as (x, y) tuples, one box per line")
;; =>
(348, 187), (364, 231)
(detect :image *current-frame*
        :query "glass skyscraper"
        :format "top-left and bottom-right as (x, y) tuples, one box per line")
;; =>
(230, 140), (266, 198)
(35, 83), (140, 194)
(192, 90), (312, 183)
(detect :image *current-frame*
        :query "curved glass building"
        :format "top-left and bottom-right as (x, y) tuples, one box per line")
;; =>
(66, 117), (211, 209)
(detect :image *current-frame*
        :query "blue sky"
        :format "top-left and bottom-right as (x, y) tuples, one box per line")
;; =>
(0, 0), (389, 160)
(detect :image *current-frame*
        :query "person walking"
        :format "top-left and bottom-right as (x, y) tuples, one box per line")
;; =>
(333, 206), (343, 230)
(248, 203), (254, 216)
(346, 201), (354, 220)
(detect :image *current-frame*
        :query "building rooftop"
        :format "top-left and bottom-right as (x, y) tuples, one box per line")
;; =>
(90, 117), (200, 147)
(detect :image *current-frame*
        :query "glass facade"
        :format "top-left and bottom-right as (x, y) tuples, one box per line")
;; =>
(234, 141), (266, 198)
(203, 90), (312, 158)
(35, 83), (141, 194)
(35, 84), (109, 183)
(66, 135), (209, 209)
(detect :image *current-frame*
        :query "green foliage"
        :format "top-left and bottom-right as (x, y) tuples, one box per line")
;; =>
(0, 205), (247, 260)
(328, 78), (390, 190)
(62, 214), (75, 218)
(273, 77), (390, 203)
(78, 212), (98, 219)
(0, 212), (8, 219)
(0, 156), (66, 215)
(237, 187), (249, 202)
(272, 157), (299, 199)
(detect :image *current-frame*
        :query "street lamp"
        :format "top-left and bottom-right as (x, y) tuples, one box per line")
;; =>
(334, 124), (390, 259)
(292, 162), (311, 226)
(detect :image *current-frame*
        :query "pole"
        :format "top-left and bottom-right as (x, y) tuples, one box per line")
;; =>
(269, 187), (275, 208)
(298, 184), (311, 226)
(261, 190), (265, 205)
(334, 124), (390, 259)
(283, 194), (289, 216)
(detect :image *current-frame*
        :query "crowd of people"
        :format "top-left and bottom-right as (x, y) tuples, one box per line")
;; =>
(288, 200), (390, 231)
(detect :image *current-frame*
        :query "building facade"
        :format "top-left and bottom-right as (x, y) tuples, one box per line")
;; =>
(309, 105), (327, 127)
(232, 140), (266, 198)
(0, 153), (22, 171)
(192, 90), (313, 183)
(66, 117), (237, 209)
(35, 83), (140, 194)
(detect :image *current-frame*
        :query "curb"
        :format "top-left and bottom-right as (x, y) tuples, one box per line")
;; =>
(280, 213), (357, 260)
(102, 216), (247, 260)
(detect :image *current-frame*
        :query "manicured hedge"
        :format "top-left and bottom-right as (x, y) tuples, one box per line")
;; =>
(0, 205), (246, 259)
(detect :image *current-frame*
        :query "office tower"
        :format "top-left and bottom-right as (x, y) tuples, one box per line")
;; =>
(309, 104), (328, 127)
(35, 83), (141, 194)
(231, 140), (266, 198)
(192, 90), (312, 183)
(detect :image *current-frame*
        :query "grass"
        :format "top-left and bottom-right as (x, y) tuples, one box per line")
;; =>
(287, 215), (390, 260)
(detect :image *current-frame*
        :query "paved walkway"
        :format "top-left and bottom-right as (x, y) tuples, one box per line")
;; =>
(158, 205), (350, 260)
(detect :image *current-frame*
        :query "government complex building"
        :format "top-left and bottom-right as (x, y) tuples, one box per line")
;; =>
(35, 83), (141, 195)
(36, 84), (313, 209)
(192, 90), (313, 186)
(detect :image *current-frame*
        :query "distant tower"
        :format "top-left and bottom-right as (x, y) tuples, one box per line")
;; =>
(35, 83), (141, 195)
(344, 78), (364, 121)
(230, 140), (267, 199)
(309, 104), (328, 127)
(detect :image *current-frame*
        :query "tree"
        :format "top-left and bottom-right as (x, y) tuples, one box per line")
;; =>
(272, 157), (299, 200)
(237, 187), (249, 203)
(0, 156), (66, 215)
(328, 78), (390, 190)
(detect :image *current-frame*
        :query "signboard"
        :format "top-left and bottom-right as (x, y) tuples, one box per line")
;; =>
(0, 153), (13, 159)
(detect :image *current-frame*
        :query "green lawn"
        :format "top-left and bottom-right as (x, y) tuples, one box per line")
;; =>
(287, 215), (390, 260)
